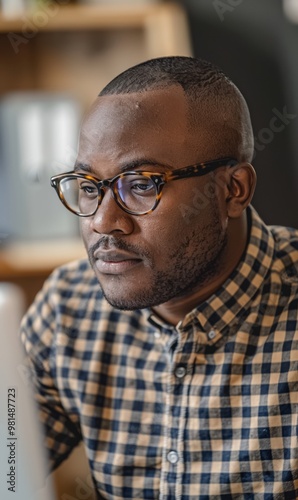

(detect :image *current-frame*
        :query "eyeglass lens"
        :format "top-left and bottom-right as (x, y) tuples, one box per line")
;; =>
(59, 174), (158, 215)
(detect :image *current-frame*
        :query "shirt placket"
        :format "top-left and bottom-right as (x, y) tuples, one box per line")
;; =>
(159, 325), (197, 500)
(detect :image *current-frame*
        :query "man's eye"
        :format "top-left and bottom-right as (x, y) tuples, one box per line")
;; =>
(129, 178), (155, 195)
(132, 182), (153, 191)
(79, 183), (97, 196)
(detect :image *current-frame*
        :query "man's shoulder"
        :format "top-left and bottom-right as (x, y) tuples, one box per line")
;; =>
(269, 224), (298, 254)
(269, 224), (298, 277)
(270, 224), (298, 241)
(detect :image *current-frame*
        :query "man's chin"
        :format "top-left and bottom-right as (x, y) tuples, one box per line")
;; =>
(102, 293), (148, 311)
(99, 283), (165, 311)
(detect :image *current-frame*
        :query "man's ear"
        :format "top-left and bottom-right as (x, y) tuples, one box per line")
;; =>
(225, 163), (257, 218)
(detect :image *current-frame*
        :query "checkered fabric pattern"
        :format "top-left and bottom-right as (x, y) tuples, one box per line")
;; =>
(21, 206), (298, 499)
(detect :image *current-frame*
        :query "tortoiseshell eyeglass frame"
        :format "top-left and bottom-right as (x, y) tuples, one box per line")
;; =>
(50, 157), (238, 217)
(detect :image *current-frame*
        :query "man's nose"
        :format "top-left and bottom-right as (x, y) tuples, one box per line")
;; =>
(89, 188), (134, 235)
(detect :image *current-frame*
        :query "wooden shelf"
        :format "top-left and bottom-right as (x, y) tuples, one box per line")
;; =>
(0, 3), (183, 32)
(0, 238), (86, 307)
(0, 2), (191, 101)
(0, 239), (86, 279)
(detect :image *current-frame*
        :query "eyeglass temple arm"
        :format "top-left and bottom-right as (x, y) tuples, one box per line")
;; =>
(167, 158), (238, 181)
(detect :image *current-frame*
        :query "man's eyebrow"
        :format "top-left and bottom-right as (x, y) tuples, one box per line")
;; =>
(74, 159), (172, 174)
(74, 162), (92, 173)
(119, 158), (172, 172)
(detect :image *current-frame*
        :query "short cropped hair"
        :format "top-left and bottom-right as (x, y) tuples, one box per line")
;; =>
(99, 56), (254, 162)
(100, 56), (231, 97)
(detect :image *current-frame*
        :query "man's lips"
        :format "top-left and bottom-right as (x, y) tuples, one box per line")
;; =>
(93, 249), (142, 274)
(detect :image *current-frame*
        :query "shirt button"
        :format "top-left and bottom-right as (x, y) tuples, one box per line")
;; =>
(167, 450), (179, 464)
(175, 365), (186, 379)
(208, 329), (216, 340)
(154, 331), (161, 339)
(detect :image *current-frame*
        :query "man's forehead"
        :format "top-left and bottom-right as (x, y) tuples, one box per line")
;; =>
(77, 87), (205, 172)
(77, 86), (236, 166)
(82, 86), (188, 127)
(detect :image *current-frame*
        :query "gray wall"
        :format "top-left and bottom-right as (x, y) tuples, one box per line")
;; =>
(179, 0), (298, 227)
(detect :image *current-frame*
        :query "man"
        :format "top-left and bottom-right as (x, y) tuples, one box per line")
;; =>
(21, 57), (298, 499)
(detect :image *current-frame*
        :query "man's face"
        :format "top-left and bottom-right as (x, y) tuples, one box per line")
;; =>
(78, 86), (228, 310)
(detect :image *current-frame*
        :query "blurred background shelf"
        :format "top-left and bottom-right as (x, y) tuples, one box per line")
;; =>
(0, 238), (86, 306)
(0, 2), (191, 120)
(0, 238), (85, 277)
(0, 3), (184, 31)
(0, 2), (192, 105)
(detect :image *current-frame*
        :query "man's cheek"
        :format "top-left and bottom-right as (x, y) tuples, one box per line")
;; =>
(79, 220), (90, 248)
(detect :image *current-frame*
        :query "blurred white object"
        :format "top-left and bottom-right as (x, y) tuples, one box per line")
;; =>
(0, 0), (35, 17)
(0, 0), (26, 16)
(0, 92), (81, 241)
(283, 0), (298, 22)
(0, 283), (55, 499)
(0, 283), (25, 334)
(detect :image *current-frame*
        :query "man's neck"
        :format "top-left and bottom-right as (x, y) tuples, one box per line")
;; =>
(152, 212), (249, 326)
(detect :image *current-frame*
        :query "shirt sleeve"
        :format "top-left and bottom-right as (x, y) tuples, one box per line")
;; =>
(20, 268), (82, 472)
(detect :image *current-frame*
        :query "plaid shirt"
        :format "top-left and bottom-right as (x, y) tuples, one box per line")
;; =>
(21, 206), (298, 500)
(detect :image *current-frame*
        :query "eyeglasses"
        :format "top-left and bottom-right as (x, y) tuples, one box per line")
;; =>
(50, 157), (237, 217)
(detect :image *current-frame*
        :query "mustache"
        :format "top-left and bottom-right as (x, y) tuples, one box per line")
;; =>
(88, 236), (151, 263)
